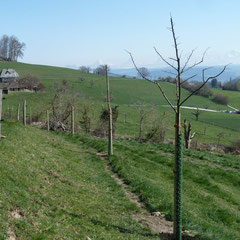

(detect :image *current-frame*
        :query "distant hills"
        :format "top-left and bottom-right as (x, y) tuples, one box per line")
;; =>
(111, 64), (240, 82)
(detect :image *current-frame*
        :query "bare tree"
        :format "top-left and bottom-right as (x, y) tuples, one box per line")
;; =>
(0, 35), (25, 61)
(106, 65), (113, 156)
(137, 67), (151, 79)
(192, 108), (201, 121)
(127, 17), (227, 239)
(79, 103), (92, 134)
(93, 65), (109, 75)
(79, 66), (91, 73)
(136, 103), (148, 141)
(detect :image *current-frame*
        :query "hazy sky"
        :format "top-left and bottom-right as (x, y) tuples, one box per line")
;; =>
(1, 0), (240, 68)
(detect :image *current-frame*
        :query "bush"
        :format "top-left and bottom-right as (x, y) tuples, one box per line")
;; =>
(93, 106), (119, 137)
(182, 82), (213, 98)
(17, 74), (45, 92)
(222, 80), (240, 91)
(212, 93), (229, 105)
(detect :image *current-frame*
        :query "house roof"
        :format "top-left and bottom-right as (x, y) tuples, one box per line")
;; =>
(0, 69), (19, 78)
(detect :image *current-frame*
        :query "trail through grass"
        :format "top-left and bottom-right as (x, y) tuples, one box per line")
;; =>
(0, 121), (161, 240)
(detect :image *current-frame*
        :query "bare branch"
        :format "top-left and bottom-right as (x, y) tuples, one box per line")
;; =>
(181, 48), (196, 73)
(126, 50), (176, 113)
(125, 50), (152, 82)
(153, 47), (178, 71)
(180, 65), (228, 106)
(202, 67), (212, 83)
(180, 74), (198, 85)
(170, 17), (181, 102)
(181, 48), (210, 74)
(169, 57), (177, 62)
(162, 70), (177, 76)
(155, 82), (177, 113)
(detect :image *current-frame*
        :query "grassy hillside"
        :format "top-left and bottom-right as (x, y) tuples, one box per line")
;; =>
(0, 121), (161, 240)
(1, 61), (240, 145)
(79, 135), (240, 240)
(1, 120), (239, 239)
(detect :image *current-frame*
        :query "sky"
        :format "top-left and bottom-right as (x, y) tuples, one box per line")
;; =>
(0, 0), (240, 69)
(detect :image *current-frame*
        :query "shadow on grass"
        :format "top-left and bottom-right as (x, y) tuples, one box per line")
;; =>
(62, 209), (200, 239)
(160, 232), (200, 240)
(62, 209), (158, 238)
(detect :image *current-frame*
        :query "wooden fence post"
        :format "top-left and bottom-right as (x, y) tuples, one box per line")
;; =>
(106, 65), (113, 156)
(23, 100), (26, 126)
(29, 107), (32, 125)
(71, 105), (75, 135)
(0, 90), (2, 138)
(8, 106), (10, 118)
(17, 104), (20, 121)
(46, 110), (50, 131)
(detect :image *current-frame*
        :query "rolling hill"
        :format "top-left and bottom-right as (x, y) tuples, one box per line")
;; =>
(1, 61), (239, 146)
(0, 61), (240, 239)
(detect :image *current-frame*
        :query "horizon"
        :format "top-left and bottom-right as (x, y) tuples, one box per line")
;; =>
(0, 1), (240, 69)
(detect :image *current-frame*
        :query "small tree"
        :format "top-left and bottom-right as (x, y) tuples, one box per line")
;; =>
(211, 78), (218, 88)
(138, 107), (148, 141)
(79, 66), (91, 73)
(49, 80), (74, 131)
(93, 65), (109, 75)
(79, 103), (92, 134)
(137, 67), (151, 79)
(127, 17), (227, 239)
(192, 108), (201, 121)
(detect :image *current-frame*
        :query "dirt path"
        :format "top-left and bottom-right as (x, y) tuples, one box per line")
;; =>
(97, 153), (198, 240)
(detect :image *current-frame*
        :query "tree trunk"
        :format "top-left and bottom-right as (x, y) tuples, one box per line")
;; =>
(17, 104), (20, 121)
(46, 110), (50, 131)
(0, 90), (2, 138)
(106, 65), (113, 156)
(138, 118), (143, 141)
(71, 105), (75, 135)
(174, 111), (183, 240)
(29, 107), (32, 125)
(23, 100), (26, 126)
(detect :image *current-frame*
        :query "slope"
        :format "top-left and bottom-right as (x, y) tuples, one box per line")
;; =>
(1, 61), (239, 145)
(0, 121), (161, 240)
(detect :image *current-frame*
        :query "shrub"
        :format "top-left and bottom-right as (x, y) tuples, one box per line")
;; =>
(212, 93), (229, 105)
(93, 106), (119, 137)
(17, 74), (45, 92)
(181, 82), (213, 98)
(222, 80), (240, 91)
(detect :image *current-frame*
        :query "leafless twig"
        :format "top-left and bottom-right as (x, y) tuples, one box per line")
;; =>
(126, 50), (176, 113)
(180, 65), (228, 106)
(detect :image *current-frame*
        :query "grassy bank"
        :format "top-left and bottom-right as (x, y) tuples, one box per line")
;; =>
(0, 121), (161, 240)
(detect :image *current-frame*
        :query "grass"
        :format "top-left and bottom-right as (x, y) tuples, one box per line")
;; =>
(78, 135), (240, 240)
(0, 121), (161, 240)
(1, 61), (240, 145)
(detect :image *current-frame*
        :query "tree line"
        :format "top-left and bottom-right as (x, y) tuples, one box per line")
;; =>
(0, 35), (25, 62)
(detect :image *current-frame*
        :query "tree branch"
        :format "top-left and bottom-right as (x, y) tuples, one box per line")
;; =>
(126, 50), (176, 113)
(181, 48), (196, 73)
(202, 67), (212, 83)
(170, 17), (181, 102)
(153, 47), (178, 71)
(180, 74), (198, 85)
(181, 48), (209, 74)
(180, 65), (228, 106)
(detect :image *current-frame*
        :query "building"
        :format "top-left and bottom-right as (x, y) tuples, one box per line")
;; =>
(0, 69), (19, 83)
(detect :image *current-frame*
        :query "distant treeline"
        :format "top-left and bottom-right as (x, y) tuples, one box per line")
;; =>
(0, 35), (25, 62)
